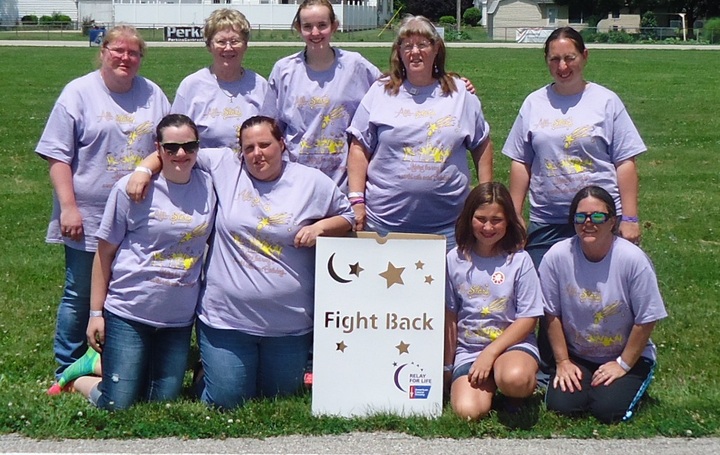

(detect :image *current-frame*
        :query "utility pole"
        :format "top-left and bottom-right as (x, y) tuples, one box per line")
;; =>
(456, 0), (461, 32)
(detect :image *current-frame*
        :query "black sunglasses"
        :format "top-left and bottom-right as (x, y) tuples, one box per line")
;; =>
(161, 141), (199, 155)
(574, 212), (611, 225)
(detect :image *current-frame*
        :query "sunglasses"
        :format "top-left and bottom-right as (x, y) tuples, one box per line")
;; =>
(574, 212), (611, 225)
(161, 141), (199, 155)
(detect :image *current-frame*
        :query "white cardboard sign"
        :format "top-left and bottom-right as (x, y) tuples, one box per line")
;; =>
(312, 233), (446, 418)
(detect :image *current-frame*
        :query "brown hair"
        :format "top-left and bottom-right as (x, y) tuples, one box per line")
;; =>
(455, 182), (526, 259)
(544, 26), (586, 58)
(384, 15), (457, 96)
(156, 114), (199, 143)
(238, 115), (284, 149)
(292, 0), (338, 32)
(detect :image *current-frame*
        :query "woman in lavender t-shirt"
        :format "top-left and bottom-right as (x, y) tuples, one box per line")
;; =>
(347, 15), (493, 251)
(539, 186), (666, 423)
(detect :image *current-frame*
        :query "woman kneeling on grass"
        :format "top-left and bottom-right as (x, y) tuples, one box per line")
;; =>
(444, 182), (544, 420)
(66, 114), (215, 410)
(539, 185), (666, 423)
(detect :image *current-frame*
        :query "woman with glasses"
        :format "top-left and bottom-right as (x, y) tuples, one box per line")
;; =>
(36, 25), (170, 391)
(538, 185), (666, 423)
(66, 114), (215, 410)
(128, 115), (353, 409)
(346, 15), (493, 250)
(171, 9), (274, 150)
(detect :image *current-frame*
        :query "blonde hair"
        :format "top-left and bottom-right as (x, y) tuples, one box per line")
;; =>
(100, 24), (146, 59)
(204, 8), (251, 46)
(384, 15), (457, 96)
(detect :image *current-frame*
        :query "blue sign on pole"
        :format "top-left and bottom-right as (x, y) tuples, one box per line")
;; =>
(89, 27), (106, 47)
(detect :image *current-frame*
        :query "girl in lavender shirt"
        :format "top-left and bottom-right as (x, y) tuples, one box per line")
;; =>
(539, 186), (666, 423)
(265, 0), (382, 191)
(128, 116), (354, 410)
(70, 115), (215, 410)
(347, 15), (493, 250)
(445, 183), (543, 420)
(172, 9), (275, 150)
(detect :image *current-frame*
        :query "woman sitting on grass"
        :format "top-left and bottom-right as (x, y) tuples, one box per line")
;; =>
(54, 115), (215, 410)
(444, 182), (544, 420)
(539, 185), (667, 423)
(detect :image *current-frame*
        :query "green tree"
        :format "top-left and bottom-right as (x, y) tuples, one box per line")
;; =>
(404, 0), (474, 21)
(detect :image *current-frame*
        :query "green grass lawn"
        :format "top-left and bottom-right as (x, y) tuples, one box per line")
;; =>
(0, 45), (718, 439)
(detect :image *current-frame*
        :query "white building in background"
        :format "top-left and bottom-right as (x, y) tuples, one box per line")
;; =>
(2, 0), (394, 30)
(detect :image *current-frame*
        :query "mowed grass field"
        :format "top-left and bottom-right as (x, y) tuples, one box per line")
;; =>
(0, 45), (718, 439)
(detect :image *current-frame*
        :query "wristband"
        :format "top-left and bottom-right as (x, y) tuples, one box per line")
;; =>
(621, 215), (639, 223)
(347, 192), (364, 199)
(616, 356), (631, 372)
(89, 310), (103, 318)
(443, 364), (454, 373)
(135, 166), (153, 176)
(350, 198), (365, 206)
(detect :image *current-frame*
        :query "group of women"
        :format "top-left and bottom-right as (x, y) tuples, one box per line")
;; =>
(37, 0), (665, 424)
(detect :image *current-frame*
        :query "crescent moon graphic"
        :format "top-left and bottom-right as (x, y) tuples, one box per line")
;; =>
(394, 363), (408, 392)
(327, 253), (352, 284)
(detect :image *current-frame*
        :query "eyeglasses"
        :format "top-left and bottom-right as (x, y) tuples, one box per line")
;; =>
(401, 41), (432, 53)
(547, 54), (578, 65)
(573, 212), (611, 225)
(213, 39), (244, 48)
(105, 47), (143, 59)
(161, 141), (199, 155)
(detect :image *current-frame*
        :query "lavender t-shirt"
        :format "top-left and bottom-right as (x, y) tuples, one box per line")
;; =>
(348, 78), (490, 233)
(502, 82), (646, 224)
(446, 249), (544, 368)
(96, 170), (216, 328)
(172, 67), (276, 150)
(194, 149), (354, 336)
(539, 236), (667, 363)
(267, 48), (381, 190)
(36, 71), (170, 252)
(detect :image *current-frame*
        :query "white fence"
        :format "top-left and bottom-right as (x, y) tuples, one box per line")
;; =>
(78, 3), (378, 31)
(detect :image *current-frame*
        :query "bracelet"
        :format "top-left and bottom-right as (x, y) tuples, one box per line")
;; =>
(350, 198), (365, 206)
(347, 192), (364, 199)
(621, 215), (639, 223)
(89, 310), (103, 318)
(443, 364), (454, 373)
(135, 166), (153, 176)
(616, 356), (631, 372)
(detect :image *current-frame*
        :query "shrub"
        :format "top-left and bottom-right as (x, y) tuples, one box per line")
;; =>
(20, 15), (38, 25)
(81, 16), (95, 36)
(462, 7), (482, 27)
(640, 11), (659, 39)
(439, 16), (456, 26)
(702, 17), (720, 44)
(607, 30), (636, 43)
(444, 29), (470, 41)
(39, 12), (72, 30)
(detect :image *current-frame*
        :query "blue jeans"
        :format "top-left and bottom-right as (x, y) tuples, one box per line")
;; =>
(93, 311), (192, 411)
(196, 319), (312, 410)
(53, 246), (94, 379)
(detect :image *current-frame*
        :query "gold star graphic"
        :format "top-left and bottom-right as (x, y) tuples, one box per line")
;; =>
(336, 341), (347, 352)
(415, 260), (425, 269)
(379, 262), (405, 288)
(349, 262), (364, 277)
(396, 340), (410, 354)
(424, 275), (434, 284)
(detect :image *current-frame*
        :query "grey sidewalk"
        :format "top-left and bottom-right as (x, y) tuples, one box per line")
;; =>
(2, 432), (719, 454)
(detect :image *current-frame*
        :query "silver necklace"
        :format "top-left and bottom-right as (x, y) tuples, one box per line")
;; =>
(212, 68), (245, 103)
